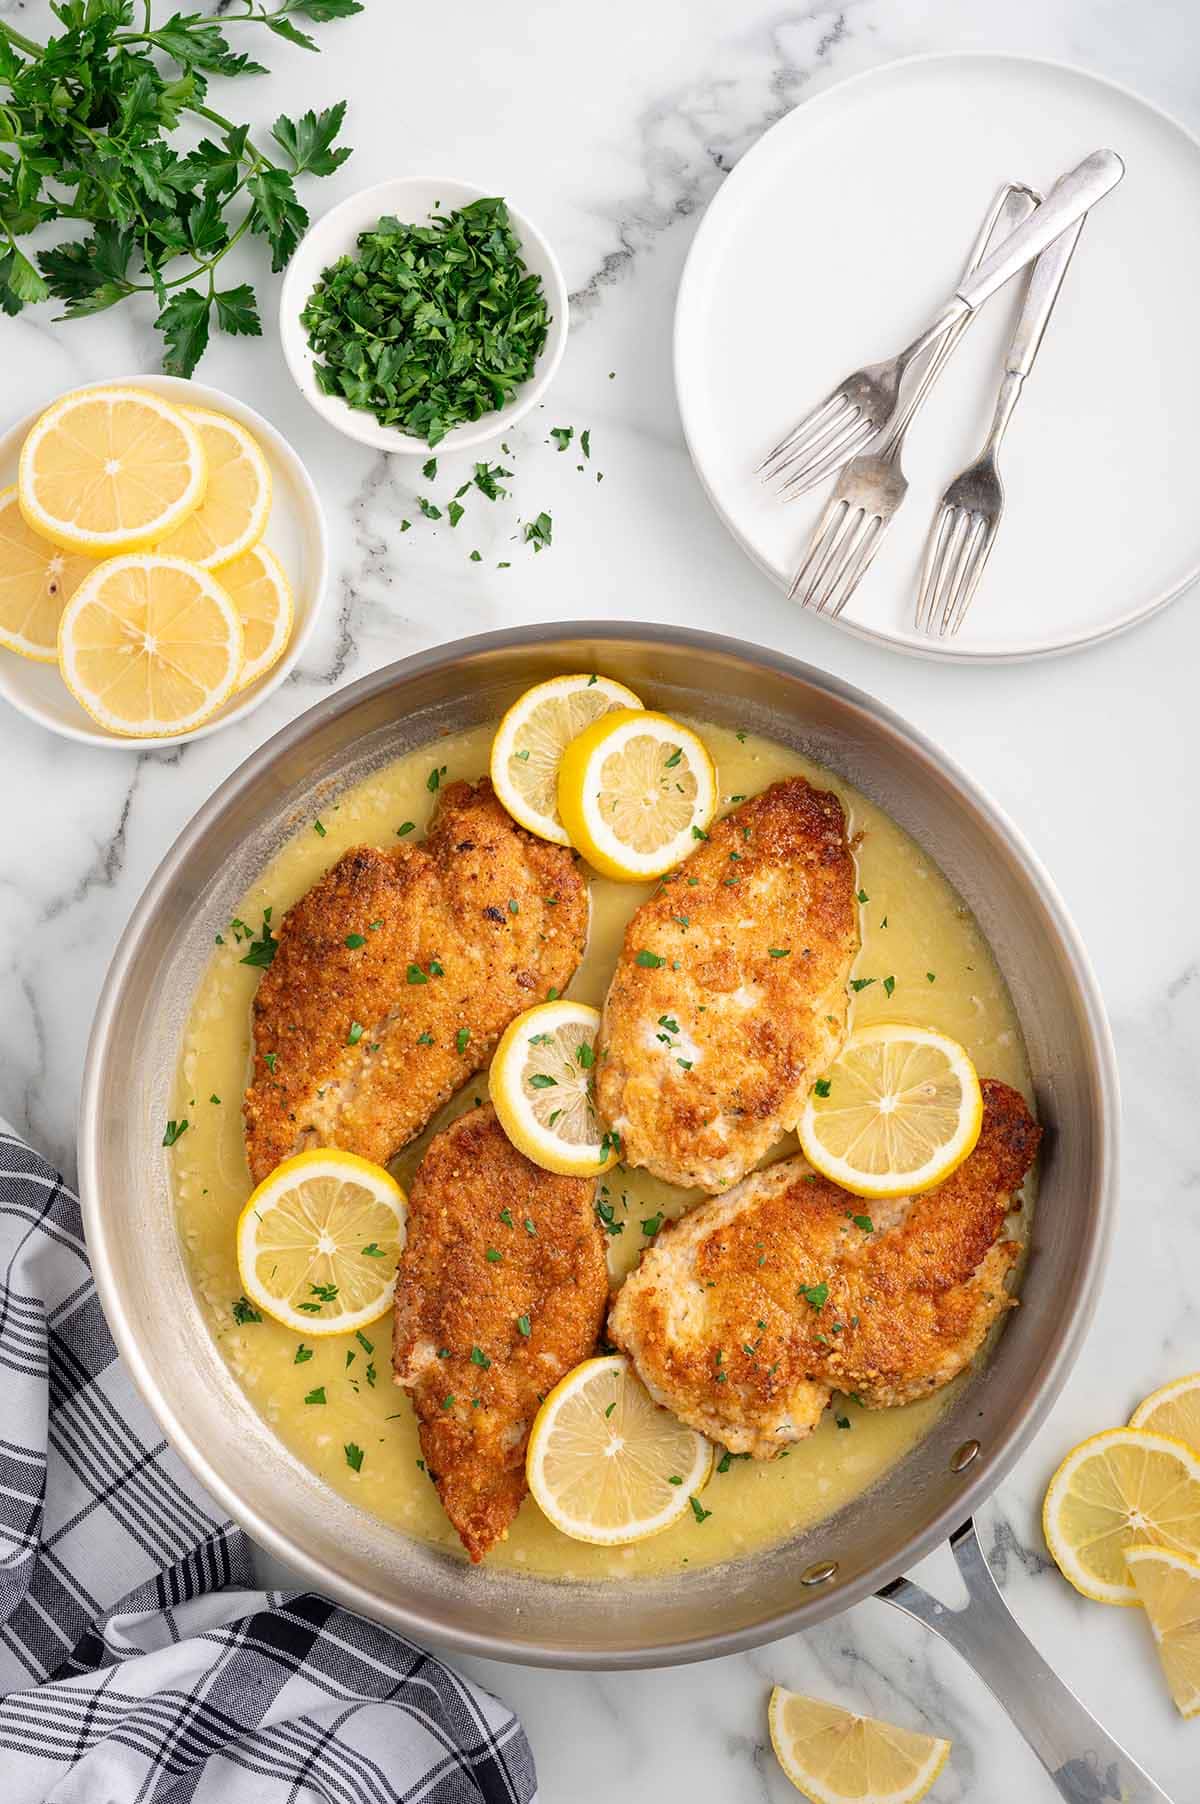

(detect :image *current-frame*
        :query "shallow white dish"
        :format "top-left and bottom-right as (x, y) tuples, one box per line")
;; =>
(279, 176), (568, 455)
(675, 53), (1200, 662)
(0, 374), (327, 749)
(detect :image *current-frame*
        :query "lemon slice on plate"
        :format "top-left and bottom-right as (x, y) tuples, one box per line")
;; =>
(526, 1354), (713, 1545)
(767, 1689), (951, 1804)
(797, 1024), (983, 1201)
(557, 708), (717, 880)
(57, 553), (242, 738)
(221, 543), (294, 690)
(490, 672), (643, 843)
(235, 1148), (407, 1336)
(1042, 1428), (1200, 1605)
(1125, 1544), (1200, 1717)
(155, 406), (272, 569)
(0, 484), (98, 661)
(1130, 1373), (1200, 1451)
(20, 386), (206, 554)
(489, 999), (618, 1176)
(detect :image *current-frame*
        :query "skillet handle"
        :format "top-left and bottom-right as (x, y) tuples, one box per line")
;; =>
(877, 1519), (1174, 1804)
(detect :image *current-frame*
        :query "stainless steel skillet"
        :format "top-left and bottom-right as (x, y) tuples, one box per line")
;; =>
(79, 625), (1151, 1799)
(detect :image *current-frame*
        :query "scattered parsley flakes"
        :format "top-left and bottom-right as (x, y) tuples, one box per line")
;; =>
(345, 932), (366, 949)
(344, 1442), (364, 1472)
(814, 1077), (832, 1098)
(162, 1118), (188, 1146)
(516, 1314), (531, 1337)
(397, 821), (416, 836)
(313, 818), (327, 838)
(690, 1496), (711, 1524)
(799, 1281), (829, 1310)
(231, 1296), (261, 1325)
(456, 1027), (471, 1055)
(523, 511), (553, 552)
(347, 1021), (364, 1045)
(635, 948), (665, 968)
(304, 1387), (326, 1405)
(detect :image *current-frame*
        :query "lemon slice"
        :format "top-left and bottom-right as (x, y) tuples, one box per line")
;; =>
(20, 386), (206, 554)
(57, 553), (242, 738)
(155, 407), (271, 569)
(1042, 1428), (1200, 1605)
(557, 708), (717, 880)
(526, 1354), (713, 1545)
(490, 673), (644, 844)
(797, 1024), (983, 1201)
(235, 1148), (407, 1336)
(221, 543), (294, 691)
(1130, 1373), (1200, 1452)
(0, 484), (98, 661)
(489, 999), (618, 1176)
(768, 1689), (951, 1804)
(1125, 1544), (1200, 1717)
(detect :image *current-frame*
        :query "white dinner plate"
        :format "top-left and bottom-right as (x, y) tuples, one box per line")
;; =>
(0, 375), (327, 747)
(674, 54), (1200, 662)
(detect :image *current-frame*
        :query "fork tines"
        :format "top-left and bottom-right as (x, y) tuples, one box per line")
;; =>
(758, 387), (877, 496)
(789, 495), (886, 614)
(913, 504), (995, 637)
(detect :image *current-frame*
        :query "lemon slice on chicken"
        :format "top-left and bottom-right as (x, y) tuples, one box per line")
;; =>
(798, 1023), (983, 1200)
(489, 999), (618, 1176)
(490, 672), (643, 844)
(557, 708), (717, 880)
(526, 1354), (713, 1545)
(19, 385), (206, 554)
(768, 1689), (951, 1804)
(235, 1148), (407, 1336)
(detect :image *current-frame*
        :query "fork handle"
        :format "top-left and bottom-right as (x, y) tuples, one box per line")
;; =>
(1006, 216), (1085, 378)
(956, 149), (1121, 313)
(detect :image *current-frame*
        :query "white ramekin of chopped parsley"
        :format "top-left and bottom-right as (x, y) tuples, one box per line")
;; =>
(282, 176), (568, 452)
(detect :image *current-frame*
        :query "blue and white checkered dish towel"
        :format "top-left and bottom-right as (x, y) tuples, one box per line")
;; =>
(0, 1123), (537, 1803)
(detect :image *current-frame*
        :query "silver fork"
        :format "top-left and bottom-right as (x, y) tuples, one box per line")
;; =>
(789, 183), (1040, 615)
(758, 148), (1123, 497)
(914, 210), (1086, 638)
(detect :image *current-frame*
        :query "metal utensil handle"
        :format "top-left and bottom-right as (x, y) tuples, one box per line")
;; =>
(884, 184), (1040, 452)
(879, 1520), (1174, 1804)
(1007, 216), (1085, 379)
(957, 150), (1122, 313)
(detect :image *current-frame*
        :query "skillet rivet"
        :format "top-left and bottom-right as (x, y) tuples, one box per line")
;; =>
(951, 1438), (981, 1473)
(800, 1559), (838, 1586)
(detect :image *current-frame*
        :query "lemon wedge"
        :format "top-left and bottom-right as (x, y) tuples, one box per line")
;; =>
(768, 1688), (951, 1804)
(1130, 1373), (1200, 1452)
(57, 553), (242, 737)
(490, 672), (643, 843)
(797, 1023), (983, 1200)
(235, 1148), (407, 1336)
(1125, 1544), (1200, 1717)
(557, 707), (717, 880)
(20, 386), (206, 554)
(155, 407), (272, 569)
(526, 1354), (713, 1545)
(221, 543), (294, 691)
(489, 999), (618, 1176)
(1042, 1427), (1200, 1605)
(0, 484), (98, 661)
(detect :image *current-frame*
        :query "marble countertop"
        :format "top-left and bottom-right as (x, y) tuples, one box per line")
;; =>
(3, 0), (1198, 1797)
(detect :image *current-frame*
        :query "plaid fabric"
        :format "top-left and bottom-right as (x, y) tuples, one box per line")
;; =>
(0, 1124), (537, 1803)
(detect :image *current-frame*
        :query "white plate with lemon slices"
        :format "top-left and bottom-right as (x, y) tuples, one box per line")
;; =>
(0, 373), (326, 748)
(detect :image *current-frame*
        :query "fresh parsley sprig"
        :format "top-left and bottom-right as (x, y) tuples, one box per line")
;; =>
(0, 1), (362, 374)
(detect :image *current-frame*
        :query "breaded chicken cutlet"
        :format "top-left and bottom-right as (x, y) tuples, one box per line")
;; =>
(608, 1080), (1040, 1457)
(392, 1105), (608, 1561)
(596, 776), (859, 1191)
(243, 778), (588, 1184)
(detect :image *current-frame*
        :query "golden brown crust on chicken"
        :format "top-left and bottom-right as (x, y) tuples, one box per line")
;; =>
(243, 780), (588, 1183)
(392, 1106), (607, 1561)
(595, 777), (859, 1191)
(608, 1080), (1040, 1457)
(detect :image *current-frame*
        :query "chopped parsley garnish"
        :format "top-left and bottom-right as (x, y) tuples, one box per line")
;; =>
(927, 971), (937, 983)
(427, 765), (446, 792)
(456, 1027), (471, 1055)
(422, 456), (438, 481)
(407, 964), (429, 985)
(635, 948), (665, 968)
(641, 1213), (664, 1238)
(690, 1496), (711, 1524)
(397, 821), (416, 837)
(239, 908), (277, 968)
(849, 977), (875, 993)
(347, 1021), (364, 1045)
(469, 1346), (491, 1368)
(304, 1387), (326, 1405)
(516, 1314), (531, 1337)
(345, 932), (367, 949)
(231, 1296), (261, 1325)
(263, 1051), (278, 1074)
(529, 1073), (557, 1089)
(550, 425), (573, 452)
(294, 1344), (313, 1364)
(799, 1281), (829, 1310)
(162, 1118), (188, 1146)
(814, 1077), (832, 1098)
(836, 1415), (852, 1430)
(344, 1442), (364, 1472)
(523, 511), (553, 552)
(856, 888), (869, 904)
(360, 1242), (385, 1258)
(485, 1247), (502, 1263)
(416, 1031), (434, 1045)
(691, 826), (709, 841)
(356, 1331), (374, 1354)
(852, 1214), (874, 1233)
(576, 1043), (595, 1069)
(882, 975), (895, 998)
(595, 1196), (624, 1236)
(314, 819), (327, 838)
(768, 947), (791, 958)
(524, 1217), (537, 1236)
(664, 746), (683, 769)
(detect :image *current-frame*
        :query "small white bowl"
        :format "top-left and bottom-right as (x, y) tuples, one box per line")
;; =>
(0, 374), (328, 750)
(279, 176), (569, 455)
